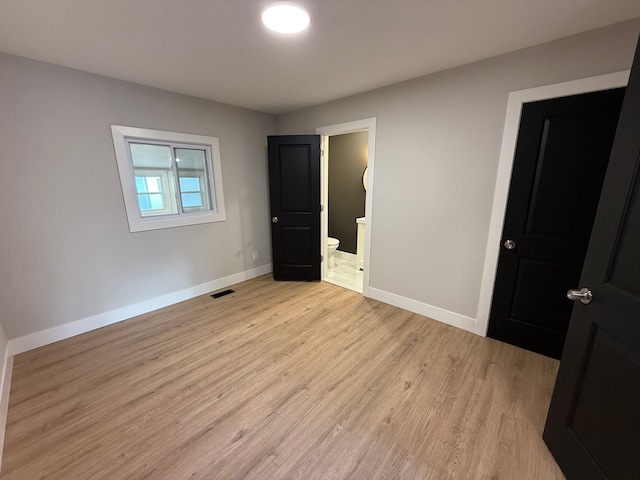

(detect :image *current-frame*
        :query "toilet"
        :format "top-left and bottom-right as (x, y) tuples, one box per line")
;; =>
(327, 237), (340, 268)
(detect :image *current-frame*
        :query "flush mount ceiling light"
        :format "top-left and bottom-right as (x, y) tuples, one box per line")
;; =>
(262, 3), (310, 34)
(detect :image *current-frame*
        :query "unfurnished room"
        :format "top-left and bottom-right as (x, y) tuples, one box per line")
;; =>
(1, 1), (640, 479)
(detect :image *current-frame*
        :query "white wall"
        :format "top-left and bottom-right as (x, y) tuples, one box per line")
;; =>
(278, 19), (640, 330)
(0, 321), (7, 391)
(0, 319), (8, 460)
(0, 53), (277, 344)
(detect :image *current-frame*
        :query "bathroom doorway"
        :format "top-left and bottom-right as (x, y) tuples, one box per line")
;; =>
(317, 118), (376, 295)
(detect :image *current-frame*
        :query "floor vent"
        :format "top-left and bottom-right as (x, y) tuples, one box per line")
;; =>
(211, 289), (234, 299)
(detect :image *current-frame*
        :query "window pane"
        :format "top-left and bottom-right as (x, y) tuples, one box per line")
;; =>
(133, 171), (176, 216)
(138, 194), (151, 211)
(175, 148), (212, 213)
(138, 193), (165, 211)
(135, 176), (162, 194)
(135, 177), (145, 193)
(181, 193), (203, 208)
(130, 142), (178, 216)
(130, 143), (172, 169)
(179, 177), (200, 192)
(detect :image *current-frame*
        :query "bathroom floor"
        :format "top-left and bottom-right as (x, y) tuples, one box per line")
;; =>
(324, 251), (363, 293)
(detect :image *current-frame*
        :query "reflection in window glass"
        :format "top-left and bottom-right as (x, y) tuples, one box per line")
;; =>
(130, 144), (172, 169)
(129, 142), (178, 217)
(112, 124), (225, 232)
(179, 178), (203, 207)
(135, 176), (165, 212)
(175, 148), (213, 213)
(181, 192), (203, 208)
(179, 177), (200, 191)
(128, 143), (218, 217)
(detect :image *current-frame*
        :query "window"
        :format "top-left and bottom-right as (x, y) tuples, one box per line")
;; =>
(111, 125), (226, 232)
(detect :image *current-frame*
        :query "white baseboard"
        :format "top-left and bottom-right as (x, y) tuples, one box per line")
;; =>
(0, 355), (13, 469)
(0, 322), (8, 464)
(7, 264), (273, 357)
(367, 287), (477, 334)
(334, 250), (356, 261)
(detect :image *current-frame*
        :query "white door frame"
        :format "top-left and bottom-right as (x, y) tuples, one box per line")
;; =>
(316, 118), (377, 296)
(475, 71), (630, 336)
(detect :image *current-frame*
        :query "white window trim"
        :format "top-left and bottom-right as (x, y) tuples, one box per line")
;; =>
(111, 125), (226, 232)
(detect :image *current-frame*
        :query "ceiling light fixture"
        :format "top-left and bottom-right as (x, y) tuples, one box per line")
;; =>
(262, 3), (310, 34)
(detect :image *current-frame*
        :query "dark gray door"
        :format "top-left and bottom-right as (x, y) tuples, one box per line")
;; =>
(268, 135), (321, 281)
(487, 88), (625, 358)
(543, 36), (640, 479)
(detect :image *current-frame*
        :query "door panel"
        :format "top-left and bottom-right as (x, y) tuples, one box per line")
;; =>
(268, 135), (321, 281)
(488, 87), (625, 358)
(608, 172), (640, 292)
(281, 226), (314, 266)
(509, 258), (576, 332)
(279, 146), (312, 211)
(567, 329), (640, 479)
(524, 112), (616, 239)
(543, 35), (640, 480)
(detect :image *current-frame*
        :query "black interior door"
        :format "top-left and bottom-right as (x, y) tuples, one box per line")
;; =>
(268, 135), (321, 281)
(487, 87), (625, 358)
(543, 36), (640, 480)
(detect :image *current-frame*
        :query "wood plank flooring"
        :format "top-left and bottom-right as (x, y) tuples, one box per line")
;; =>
(1, 275), (565, 479)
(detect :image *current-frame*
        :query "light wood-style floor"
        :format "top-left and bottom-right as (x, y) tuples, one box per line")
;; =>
(1, 275), (566, 479)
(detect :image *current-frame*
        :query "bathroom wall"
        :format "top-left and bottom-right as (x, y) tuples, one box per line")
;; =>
(328, 131), (368, 253)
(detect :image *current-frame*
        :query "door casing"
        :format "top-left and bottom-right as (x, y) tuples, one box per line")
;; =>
(316, 118), (377, 296)
(476, 71), (630, 336)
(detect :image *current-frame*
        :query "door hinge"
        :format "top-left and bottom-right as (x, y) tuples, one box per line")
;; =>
(321, 255), (323, 262)
(320, 205), (324, 212)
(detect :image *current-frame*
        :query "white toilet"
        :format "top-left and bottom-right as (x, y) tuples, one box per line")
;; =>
(327, 237), (340, 268)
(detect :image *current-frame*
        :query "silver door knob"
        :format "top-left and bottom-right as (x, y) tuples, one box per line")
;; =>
(504, 239), (516, 250)
(567, 287), (592, 305)
(271, 216), (278, 223)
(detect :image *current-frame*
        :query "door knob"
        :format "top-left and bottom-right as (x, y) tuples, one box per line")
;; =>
(567, 287), (592, 305)
(503, 239), (516, 250)
(271, 216), (278, 223)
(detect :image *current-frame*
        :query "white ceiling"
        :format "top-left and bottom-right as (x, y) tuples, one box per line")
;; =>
(1, 1), (640, 114)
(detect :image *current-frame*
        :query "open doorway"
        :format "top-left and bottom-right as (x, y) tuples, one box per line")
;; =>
(323, 131), (367, 292)
(317, 118), (376, 296)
